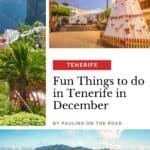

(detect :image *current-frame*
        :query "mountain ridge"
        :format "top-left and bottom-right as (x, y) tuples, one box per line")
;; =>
(35, 144), (111, 150)
(35, 144), (93, 150)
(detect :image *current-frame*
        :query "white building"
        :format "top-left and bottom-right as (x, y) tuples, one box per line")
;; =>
(87, 15), (97, 23)
(3, 29), (19, 44)
(69, 15), (87, 24)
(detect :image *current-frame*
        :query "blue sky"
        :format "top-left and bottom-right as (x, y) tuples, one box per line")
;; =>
(0, 130), (150, 149)
(55, 0), (112, 10)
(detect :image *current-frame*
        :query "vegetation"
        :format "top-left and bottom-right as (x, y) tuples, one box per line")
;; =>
(0, 41), (45, 111)
(19, 32), (43, 49)
(0, 82), (9, 97)
(27, 101), (46, 117)
(0, 21), (46, 126)
(0, 82), (10, 116)
(51, 2), (71, 31)
(62, 2), (69, 6)
(19, 34), (35, 48)
(52, 4), (71, 16)
(0, 94), (9, 116)
(0, 112), (45, 126)
(103, 8), (111, 19)
(34, 21), (44, 27)
(17, 23), (31, 33)
(98, 8), (111, 22)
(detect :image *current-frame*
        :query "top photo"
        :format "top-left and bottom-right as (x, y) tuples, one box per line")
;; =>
(49, 0), (150, 48)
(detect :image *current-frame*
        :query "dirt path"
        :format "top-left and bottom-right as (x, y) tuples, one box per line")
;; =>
(50, 31), (104, 48)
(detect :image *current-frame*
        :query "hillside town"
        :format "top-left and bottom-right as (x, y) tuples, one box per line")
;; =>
(0, 26), (46, 50)
(0, 0), (46, 50)
(0, 26), (45, 50)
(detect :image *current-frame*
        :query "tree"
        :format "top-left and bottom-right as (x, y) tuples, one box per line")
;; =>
(0, 41), (45, 111)
(100, 8), (111, 20)
(62, 2), (69, 6)
(17, 23), (31, 33)
(19, 33), (35, 48)
(0, 82), (9, 116)
(52, 4), (71, 16)
(34, 21), (44, 27)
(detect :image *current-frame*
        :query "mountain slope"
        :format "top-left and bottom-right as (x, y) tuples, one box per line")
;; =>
(0, 0), (26, 33)
(26, 0), (46, 25)
(35, 145), (93, 150)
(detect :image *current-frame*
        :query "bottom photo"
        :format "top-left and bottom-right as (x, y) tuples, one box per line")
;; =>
(0, 130), (149, 150)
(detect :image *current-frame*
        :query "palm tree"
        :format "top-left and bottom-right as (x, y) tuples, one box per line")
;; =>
(0, 41), (45, 111)
(62, 2), (69, 6)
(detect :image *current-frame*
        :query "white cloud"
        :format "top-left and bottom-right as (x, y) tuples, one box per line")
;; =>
(62, 130), (77, 137)
(95, 130), (123, 149)
(99, 130), (123, 141)
(120, 144), (150, 150)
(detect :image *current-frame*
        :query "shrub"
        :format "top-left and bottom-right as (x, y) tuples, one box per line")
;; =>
(27, 101), (46, 117)
(38, 104), (46, 117)
(10, 102), (22, 114)
(0, 94), (10, 116)
(52, 4), (71, 16)
(0, 82), (9, 95)
(0, 112), (45, 126)
(0, 82), (10, 116)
